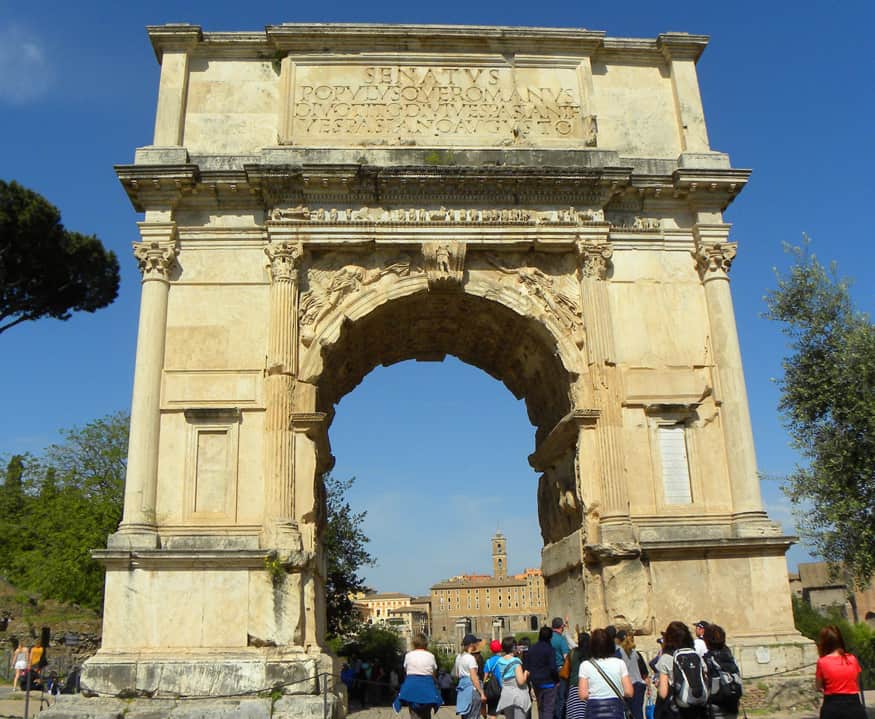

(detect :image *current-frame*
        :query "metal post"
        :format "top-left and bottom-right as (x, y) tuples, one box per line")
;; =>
(23, 667), (31, 719)
(323, 671), (329, 719)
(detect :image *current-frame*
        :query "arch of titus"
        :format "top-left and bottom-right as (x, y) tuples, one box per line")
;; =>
(84, 23), (812, 700)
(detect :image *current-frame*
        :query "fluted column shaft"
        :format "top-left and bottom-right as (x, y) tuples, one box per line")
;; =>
(263, 241), (303, 540)
(577, 231), (631, 538)
(694, 224), (765, 519)
(118, 224), (178, 543)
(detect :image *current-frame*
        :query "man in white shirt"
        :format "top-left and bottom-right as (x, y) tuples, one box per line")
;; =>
(693, 621), (709, 657)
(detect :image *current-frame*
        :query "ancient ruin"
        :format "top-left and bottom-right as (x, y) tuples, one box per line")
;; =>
(76, 22), (813, 714)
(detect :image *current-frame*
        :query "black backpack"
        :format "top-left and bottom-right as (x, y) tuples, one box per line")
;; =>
(484, 670), (502, 701)
(706, 654), (742, 705)
(671, 648), (709, 709)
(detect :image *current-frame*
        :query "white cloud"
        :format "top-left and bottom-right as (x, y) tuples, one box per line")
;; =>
(0, 24), (52, 104)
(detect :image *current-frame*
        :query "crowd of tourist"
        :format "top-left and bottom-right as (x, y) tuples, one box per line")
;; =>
(386, 618), (866, 719)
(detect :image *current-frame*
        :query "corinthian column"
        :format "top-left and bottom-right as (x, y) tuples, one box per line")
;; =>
(577, 229), (633, 543)
(111, 223), (178, 549)
(693, 224), (766, 522)
(263, 240), (303, 550)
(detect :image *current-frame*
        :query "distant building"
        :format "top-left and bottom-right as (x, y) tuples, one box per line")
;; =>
(790, 561), (875, 625)
(429, 532), (547, 648)
(353, 592), (431, 648)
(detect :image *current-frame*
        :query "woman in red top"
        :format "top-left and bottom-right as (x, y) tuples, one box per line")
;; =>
(814, 625), (865, 719)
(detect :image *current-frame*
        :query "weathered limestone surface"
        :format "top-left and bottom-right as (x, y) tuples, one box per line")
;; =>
(82, 21), (811, 717)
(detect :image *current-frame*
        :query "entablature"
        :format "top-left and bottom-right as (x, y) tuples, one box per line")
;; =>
(116, 156), (749, 216)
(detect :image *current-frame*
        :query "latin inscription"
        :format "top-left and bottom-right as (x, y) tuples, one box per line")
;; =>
(288, 64), (586, 145)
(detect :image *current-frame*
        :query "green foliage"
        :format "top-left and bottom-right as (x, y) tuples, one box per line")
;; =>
(765, 240), (875, 585)
(323, 473), (374, 639)
(0, 412), (128, 609)
(792, 596), (875, 683)
(0, 180), (119, 334)
(264, 553), (285, 587)
(340, 624), (403, 668)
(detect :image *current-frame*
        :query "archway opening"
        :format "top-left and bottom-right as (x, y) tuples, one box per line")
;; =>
(314, 290), (582, 644)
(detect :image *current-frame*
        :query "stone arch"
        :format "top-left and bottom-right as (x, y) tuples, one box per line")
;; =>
(300, 276), (584, 443)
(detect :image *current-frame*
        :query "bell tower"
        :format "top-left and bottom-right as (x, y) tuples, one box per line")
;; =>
(492, 531), (507, 578)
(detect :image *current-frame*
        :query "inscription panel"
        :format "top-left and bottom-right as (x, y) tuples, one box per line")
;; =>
(282, 59), (592, 147)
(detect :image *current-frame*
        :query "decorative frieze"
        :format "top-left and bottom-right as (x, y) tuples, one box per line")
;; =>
(270, 205), (605, 226)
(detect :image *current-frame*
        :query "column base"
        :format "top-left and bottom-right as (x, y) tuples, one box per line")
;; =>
(731, 512), (784, 537)
(262, 520), (307, 556)
(598, 516), (636, 544)
(107, 525), (159, 549)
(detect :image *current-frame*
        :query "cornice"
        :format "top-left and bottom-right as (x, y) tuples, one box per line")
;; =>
(146, 23), (203, 62)
(115, 164), (199, 211)
(265, 23), (605, 55)
(529, 408), (600, 471)
(142, 23), (708, 65)
(114, 161), (749, 214)
(656, 32), (710, 62)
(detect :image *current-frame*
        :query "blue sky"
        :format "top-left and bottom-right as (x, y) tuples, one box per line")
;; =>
(1, 1), (873, 596)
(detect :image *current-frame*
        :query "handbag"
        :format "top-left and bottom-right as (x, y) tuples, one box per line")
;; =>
(589, 659), (634, 719)
(559, 653), (572, 680)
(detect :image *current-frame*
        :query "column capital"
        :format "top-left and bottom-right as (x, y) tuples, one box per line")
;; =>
(265, 241), (303, 282)
(693, 224), (736, 281)
(576, 236), (613, 280)
(133, 223), (178, 281)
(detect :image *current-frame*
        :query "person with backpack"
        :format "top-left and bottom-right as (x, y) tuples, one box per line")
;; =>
(815, 624), (866, 719)
(703, 625), (742, 719)
(484, 640), (504, 719)
(578, 628), (633, 719)
(654, 621), (709, 719)
(495, 636), (532, 719)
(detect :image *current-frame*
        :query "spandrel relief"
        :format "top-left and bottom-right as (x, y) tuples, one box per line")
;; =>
(475, 252), (583, 346)
(298, 251), (423, 346)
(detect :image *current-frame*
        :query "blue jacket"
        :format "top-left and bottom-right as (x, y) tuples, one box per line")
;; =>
(393, 675), (442, 713)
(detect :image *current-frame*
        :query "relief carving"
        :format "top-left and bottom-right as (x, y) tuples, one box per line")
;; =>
(423, 241), (466, 289)
(607, 214), (662, 231)
(577, 239), (613, 281)
(265, 205), (604, 226)
(482, 253), (583, 343)
(298, 252), (422, 345)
